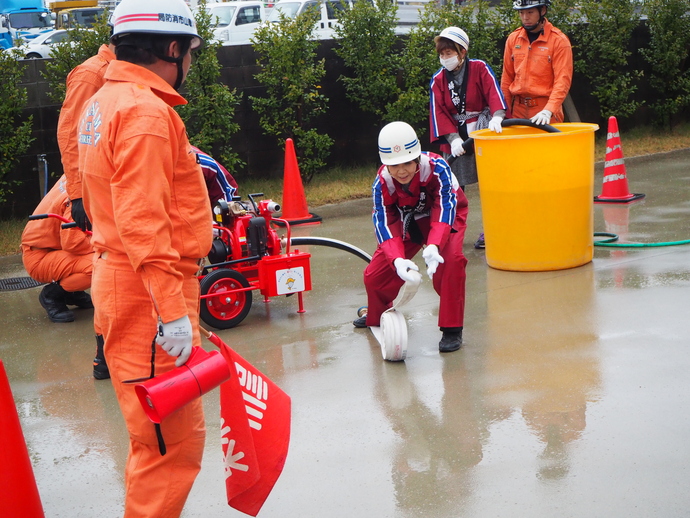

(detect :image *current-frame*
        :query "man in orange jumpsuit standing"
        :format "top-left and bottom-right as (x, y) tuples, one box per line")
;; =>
(21, 175), (94, 324)
(57, 42), (115, 233)
(77, 0), (212, 515)
(57, 40), (115, 380)
(501, 0), (573, 125)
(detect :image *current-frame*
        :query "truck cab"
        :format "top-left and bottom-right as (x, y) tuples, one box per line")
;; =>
(49, 0), (102, 30)
(0, 18), (9, 49)
(55, 7), (105, 29)
(0, 0), (53, 46)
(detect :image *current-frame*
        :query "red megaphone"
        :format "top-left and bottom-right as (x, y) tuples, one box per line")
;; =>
(135, 346), (232, 423)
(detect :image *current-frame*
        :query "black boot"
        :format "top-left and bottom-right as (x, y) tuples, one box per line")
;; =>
(39, 282), (75, 323)
(64, 290), (93, 309)
(439, 327), (463, 353)
(93, 334), (110, 380)
(353, 306), (368, 328)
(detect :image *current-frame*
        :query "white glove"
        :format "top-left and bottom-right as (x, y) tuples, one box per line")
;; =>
(531, 109), (552, 126)
(450, 138), (466, 157)
(156, 315), (193, 367)
(488, 115), (503, 133)
(393, 258), (420, 283)
(422, 244), (444, 279)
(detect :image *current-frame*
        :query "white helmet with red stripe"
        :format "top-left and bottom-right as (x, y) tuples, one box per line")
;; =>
(111, 0), (203, 49)
(378, 122), (422, 165)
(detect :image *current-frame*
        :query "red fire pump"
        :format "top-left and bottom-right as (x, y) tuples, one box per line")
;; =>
(199, 193), (312, 329)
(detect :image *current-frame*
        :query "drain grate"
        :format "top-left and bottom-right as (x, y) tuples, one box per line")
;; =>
(0, 277), (44, 292)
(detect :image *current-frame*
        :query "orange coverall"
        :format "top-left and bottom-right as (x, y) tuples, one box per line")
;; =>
(21, 175), (93, 291)
(56, 44), (115, 202)
(78, 60), (213, 518)
(501, 19), (573, 122)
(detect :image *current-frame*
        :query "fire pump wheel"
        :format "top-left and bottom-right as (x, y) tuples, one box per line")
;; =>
(200, 269), (253, 329)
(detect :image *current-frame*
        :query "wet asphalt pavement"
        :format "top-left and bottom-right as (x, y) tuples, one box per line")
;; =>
(2, 148), (690, 517)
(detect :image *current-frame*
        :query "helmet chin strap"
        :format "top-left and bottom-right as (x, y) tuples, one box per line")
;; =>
(158, 54), (185, 91)
(523, 8), (547, 32)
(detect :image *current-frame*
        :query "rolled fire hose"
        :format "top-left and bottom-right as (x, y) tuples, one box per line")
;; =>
(289, 237), (418, 359)
(368, 270), (422, 362)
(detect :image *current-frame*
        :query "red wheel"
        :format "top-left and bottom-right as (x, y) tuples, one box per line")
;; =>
(200, 269), (252, 329)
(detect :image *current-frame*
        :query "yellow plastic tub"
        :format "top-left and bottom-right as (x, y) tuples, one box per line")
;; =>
(471, 122), (599, 271)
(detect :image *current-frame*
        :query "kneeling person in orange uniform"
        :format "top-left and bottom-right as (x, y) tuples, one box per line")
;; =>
(77, 0), (213, 515)
(22, 175), (94, 323)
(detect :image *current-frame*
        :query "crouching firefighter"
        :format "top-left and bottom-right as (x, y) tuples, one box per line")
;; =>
(22, 175), (95, 324)
(21, 175), (110, 380)
(77, 0), (213, 515)
(354, 121), (469, 353)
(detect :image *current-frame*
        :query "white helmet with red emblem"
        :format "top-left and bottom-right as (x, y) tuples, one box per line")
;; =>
(378, 122), (422, 166)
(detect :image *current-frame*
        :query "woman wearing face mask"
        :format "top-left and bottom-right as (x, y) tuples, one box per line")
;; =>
(429, 27), (508, 249)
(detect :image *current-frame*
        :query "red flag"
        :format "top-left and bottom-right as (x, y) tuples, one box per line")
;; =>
(219, 348), (261, 502)
(206, 331), (291, 517)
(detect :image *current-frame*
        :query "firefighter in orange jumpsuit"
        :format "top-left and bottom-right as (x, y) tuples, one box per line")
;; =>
(77, 0), (212, 515)
(56, 42), (115, 380)
(21, 175), (94, 324)
(57, 42), (115, 232)
(501, 0), (573, 125)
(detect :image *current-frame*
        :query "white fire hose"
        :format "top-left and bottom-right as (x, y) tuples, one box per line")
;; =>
(365, 270), (422, 362)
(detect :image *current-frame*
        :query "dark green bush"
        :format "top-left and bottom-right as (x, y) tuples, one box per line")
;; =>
(570, 0), (642, 119)
(251, 5), (333, 182)
(639, 0), (690, 128)
(334, 0), (401, 120)
(0, 48), (34, 203)
(177, 0), (244, 172)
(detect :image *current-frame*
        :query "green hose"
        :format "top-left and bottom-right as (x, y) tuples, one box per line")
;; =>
(594, 232), (690, 248)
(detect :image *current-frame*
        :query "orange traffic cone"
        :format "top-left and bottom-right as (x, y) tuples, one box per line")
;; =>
(0, 360), (45, 518)
(594, 116), (645, 203)
(279, 139), (321, 226)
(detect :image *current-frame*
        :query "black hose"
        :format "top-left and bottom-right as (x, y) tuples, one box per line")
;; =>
(501, 118), (561, 133)
(290, 237), (372, 263)
(448, 118), (561, 165)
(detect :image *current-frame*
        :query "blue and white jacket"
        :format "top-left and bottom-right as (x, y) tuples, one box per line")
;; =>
(372, 152), (468, 262)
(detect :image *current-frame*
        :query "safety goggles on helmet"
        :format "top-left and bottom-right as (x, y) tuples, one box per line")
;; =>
(378, 122), (422, 166)
(513, 0), (550, 10)
(434, 26), (469, 52)
(111, 0), (203, 50)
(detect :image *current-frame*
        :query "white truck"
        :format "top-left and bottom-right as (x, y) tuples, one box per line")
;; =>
(266, 0), (352, 40)
(266, 0), (415, 40)
(197, 1), (266, 46)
